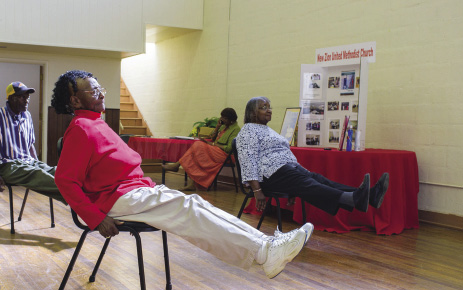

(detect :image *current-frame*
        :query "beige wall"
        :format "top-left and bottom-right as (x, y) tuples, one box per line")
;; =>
(122, 0), (463, 217)
(122, 0), (229, 137)
(144, 0), (203, 29)
(0, 51), (121, 161)
(0, 0), (144, 54)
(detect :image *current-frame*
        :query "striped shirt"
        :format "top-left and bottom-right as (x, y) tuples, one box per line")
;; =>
(0, 103), (35, 164)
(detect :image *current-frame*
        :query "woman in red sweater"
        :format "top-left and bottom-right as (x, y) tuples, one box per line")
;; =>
(51, 70), (313, 279)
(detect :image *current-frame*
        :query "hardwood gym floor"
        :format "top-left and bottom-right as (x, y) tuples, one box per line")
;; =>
(0, 172), (462, 289)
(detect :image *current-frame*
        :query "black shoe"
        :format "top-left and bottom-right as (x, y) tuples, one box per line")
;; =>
(353, 174), (370, 212)
(370, 173), (389, 208)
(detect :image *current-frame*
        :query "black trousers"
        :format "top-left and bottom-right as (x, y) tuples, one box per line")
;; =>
(261, 163), (357, 216)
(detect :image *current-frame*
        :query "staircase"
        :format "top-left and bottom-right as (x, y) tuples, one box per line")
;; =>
(120, 78), (161, 173)
(120, 78), (152, 136)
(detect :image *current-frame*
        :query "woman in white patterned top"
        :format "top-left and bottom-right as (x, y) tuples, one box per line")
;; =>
(236, 96), (389, 215)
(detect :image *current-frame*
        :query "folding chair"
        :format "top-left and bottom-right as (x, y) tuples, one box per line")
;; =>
(6, 184), (54, 234)
(207, 152), (239, 192)
(232, 139), (306, 231)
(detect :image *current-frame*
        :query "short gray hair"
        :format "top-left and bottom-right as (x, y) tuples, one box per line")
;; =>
(244, 96), (270, 123)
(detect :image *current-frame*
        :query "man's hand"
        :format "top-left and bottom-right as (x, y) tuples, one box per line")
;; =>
(0, 176), (5, 192)
(97, 216), (124, 238)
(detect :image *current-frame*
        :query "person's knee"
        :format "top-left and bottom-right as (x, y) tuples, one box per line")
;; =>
(188, 193), (209, 206)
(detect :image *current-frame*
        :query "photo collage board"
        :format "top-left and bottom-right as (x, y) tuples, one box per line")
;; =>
(297, 63), (367, 149)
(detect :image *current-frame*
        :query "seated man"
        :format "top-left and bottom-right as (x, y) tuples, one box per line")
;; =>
(0, 81), (65, 204)
(51, 70), (313, 279)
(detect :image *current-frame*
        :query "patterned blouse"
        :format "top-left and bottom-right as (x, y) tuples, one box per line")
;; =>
(236, 123), (298, 182)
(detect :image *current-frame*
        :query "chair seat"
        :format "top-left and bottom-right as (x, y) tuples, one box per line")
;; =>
(119, 221), (159, 232)
(71, 210), (158, 233)
(78, 220), (159, 232)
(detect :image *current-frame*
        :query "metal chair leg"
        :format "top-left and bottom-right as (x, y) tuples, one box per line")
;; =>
(301, 200), (307, 224)
(13, 188), (55, 229)
(89, 237), (112, 282)
(237, 195), (251, 219)
(207, 175), (218, 191)
(18, 189), (29, 221)
(49, 197), (55, 228)
(121, 227), (147, 290)
(257, 198), (273, 230)
(162, 231), (172, 290)
(213, 176), (218, 190)
(8, 185), (15, 234)
(274, 198), (283, 232)
(59, 230), (90, 290)
(231, 166), (238, 193)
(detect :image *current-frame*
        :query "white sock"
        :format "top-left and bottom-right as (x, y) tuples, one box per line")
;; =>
(255, 240), (270, 264)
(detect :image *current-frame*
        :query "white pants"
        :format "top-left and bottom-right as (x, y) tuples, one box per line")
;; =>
(108, 185), (265, 269)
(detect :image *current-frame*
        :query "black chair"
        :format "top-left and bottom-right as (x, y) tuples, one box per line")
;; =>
(59, 210), (172, 290)
(6, 184), (54, 234)
(232, 139), (306, 231)
(207, 152), (239, 193)
(57, 138), (172, 290)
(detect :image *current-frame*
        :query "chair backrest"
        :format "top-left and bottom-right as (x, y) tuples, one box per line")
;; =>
(57, 137), (64, 157)
(222, 152), (235, 167)
(231, 139), (241, 178)
(119, 134), (134, 144)
(231, 139), (252, 195)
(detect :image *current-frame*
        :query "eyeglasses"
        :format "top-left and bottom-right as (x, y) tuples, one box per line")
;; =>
(258, 105), (272, 111)
(81, 87), (106, 98)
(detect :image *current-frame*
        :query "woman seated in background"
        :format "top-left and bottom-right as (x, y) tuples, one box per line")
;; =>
(236, 96), (389, 214)
(163, 108), (240, 191)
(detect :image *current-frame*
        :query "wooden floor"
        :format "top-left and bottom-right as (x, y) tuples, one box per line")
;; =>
(1, 172), (462, 290)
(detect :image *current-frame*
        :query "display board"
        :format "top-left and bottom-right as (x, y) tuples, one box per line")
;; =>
(297, 63), (364, 149)
(297, 42), (375, 150)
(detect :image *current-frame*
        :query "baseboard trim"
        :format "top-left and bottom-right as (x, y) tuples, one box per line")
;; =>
(419, 210), (463, 231)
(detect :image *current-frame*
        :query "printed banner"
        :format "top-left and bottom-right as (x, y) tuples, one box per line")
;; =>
(315, 42), (376, 66)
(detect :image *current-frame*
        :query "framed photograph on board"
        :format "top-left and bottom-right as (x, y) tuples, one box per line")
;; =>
(280, 107), (301, 146)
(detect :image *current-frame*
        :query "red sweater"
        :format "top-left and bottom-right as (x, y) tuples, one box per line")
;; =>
(55, 110), (155, 230)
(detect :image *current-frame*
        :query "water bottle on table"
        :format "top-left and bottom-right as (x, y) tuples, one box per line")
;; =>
(346, 125), (353, 152)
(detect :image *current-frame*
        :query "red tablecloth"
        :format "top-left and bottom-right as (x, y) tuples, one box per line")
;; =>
(128, 137), (197, 162)
(244, 148), (419, 235)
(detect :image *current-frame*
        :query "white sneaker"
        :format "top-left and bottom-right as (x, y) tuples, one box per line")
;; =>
(274, 223), (314, 245)
(263, 228), (307, 279)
